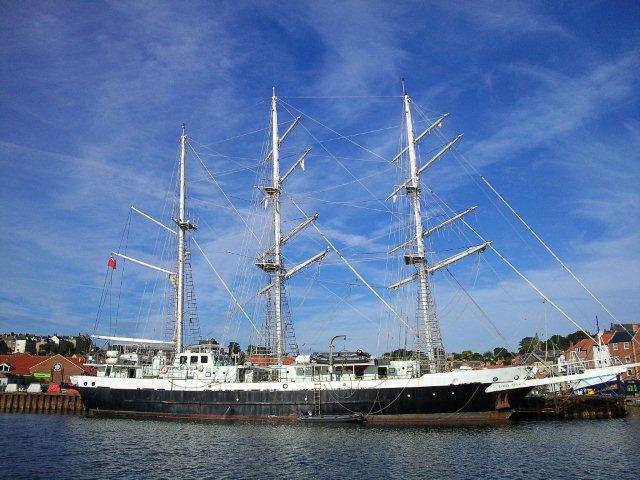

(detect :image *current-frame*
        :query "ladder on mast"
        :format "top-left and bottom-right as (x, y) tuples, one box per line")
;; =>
(184, 245), (201, 345)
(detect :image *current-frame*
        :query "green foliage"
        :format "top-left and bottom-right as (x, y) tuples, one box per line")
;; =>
(518, 335), (541, 354)
(566, 330), (589, 345)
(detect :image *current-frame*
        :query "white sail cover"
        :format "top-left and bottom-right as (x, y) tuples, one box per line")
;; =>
(92, 335), (174, 348)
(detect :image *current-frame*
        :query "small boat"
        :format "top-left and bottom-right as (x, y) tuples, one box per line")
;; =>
(299, 413), (366, 424)
(310, 351), (371, 365)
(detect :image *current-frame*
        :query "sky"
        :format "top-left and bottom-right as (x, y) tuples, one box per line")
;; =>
(0, 1), (639, 355)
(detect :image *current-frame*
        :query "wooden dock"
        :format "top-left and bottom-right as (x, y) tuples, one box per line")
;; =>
(0, 392), (86, 415)
(512, 395), (627, 421)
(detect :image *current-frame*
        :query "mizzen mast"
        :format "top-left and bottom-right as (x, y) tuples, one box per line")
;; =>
(402, 86), (444, 373)
(387, 81), (488, 373)
(270, 88), (285, 365)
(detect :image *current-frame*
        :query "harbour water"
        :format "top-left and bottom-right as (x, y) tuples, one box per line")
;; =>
(1, 413), (638, 479)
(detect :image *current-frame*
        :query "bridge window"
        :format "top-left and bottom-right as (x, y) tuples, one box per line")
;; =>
(201, 355), (208, 364)
(190, 356), (198, 365)
(179, 356), (187, 364)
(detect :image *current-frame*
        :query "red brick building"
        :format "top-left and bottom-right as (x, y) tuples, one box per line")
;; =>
(564, 325), (640, 380)
(564, 332), (613, 362)
(0, 353), (94, 385)
(608, 329), (640, 380)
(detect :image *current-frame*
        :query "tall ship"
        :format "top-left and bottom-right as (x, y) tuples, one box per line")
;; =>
(72, 87), (638, 423)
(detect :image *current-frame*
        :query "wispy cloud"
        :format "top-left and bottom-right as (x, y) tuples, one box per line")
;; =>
(1, 1), (638, 355)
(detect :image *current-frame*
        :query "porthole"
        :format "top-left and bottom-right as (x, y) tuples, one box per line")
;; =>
(451, 391), (455, 395)
(83, 382), (87, 386)
(493, 377), (498, 382)
(283, 383), (288, 389)
(432, 392), (436, 396)
(407, 394), (411, 398)
(514, 375), (520, 380)
(91, 382), (95, 386)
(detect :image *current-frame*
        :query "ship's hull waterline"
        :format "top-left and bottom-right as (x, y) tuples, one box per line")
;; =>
(76, 383), (533, 424)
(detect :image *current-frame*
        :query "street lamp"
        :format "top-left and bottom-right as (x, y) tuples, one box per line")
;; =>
(328, 335), (346, 381)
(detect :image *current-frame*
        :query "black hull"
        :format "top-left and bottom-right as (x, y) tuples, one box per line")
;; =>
(78, 383), (532, 424)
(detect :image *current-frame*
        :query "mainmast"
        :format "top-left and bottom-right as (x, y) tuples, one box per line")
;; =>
(387, 81), (490, 373)
(256, 88), (324, 366)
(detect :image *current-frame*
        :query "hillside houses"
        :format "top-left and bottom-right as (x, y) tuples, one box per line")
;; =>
(0, 332), (92, 355)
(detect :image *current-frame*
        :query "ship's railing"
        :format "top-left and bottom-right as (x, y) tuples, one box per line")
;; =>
(536, 355), (623, 378)
(268, 366), (417, 383)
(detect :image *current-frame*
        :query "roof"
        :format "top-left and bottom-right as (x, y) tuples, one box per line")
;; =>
(0, 353), (95, 376)
(565, 333), (613, 354)
(0, 353), (44, 375)
(611, 323), (639, 333)
(610, 330), (633, 344)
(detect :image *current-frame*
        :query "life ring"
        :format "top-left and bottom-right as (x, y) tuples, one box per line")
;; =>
(283, 383), (288, 389)
(160, 365), (169, 374)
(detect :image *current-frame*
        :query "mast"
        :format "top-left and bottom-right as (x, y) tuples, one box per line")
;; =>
(402, 87), (443, 372)
(271, 89), (284, 364)
(175, 123), (190, 354)
(388, 85), (487, 371)
(256, 88), (323, 366)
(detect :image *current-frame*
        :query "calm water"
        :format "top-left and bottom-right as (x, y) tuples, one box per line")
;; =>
(1, 413), (639, 479)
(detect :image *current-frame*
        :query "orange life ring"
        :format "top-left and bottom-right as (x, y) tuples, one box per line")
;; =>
(160, 365), (169, 374)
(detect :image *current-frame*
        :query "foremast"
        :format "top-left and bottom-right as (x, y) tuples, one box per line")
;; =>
(110, 124), (197, 355)
(174, 124), (196, 354)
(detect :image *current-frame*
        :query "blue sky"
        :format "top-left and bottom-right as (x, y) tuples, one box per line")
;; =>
(1, 1), (639, 354)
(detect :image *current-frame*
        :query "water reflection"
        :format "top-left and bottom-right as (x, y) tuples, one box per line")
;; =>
(1, 414), (638, 479)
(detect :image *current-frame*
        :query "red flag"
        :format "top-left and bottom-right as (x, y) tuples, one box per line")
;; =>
(107, 256), (117, 269)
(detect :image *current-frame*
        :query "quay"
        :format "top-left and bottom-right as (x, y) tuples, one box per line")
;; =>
(512, 395), (627, 420)
(0, 392), (85, 415)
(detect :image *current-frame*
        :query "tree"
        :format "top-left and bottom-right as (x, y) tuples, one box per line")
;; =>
(493, 347), (513, 360)
(518, 335), (541, 354)
(542, 334), (570, 351)
(566, 330), (589, 346)
(228, 342), (240, 355)
(459, 350), (475, 360)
